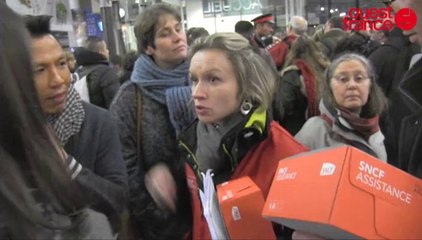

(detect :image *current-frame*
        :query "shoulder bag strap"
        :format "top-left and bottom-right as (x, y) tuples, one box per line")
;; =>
(135, 86), (145, 170)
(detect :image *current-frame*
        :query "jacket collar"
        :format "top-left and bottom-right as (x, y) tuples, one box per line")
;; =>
(179, 108), (269, 166)
(400, 56), (422, 111)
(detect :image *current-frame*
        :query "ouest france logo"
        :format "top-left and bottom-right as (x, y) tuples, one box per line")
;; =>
(343, 6), (417, 31)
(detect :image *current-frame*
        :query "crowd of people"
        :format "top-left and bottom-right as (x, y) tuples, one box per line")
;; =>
(1, 0), (422, 239)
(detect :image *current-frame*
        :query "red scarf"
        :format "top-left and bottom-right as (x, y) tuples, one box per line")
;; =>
(338, 107), (380, 140)
(293, 59), (320, 117)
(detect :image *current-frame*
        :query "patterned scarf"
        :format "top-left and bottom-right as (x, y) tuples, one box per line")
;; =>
(337, 107), (380, 141)
(46, 87), (85, 145)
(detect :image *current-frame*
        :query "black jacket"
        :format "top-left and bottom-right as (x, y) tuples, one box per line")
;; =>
(279, 68), (309, 135)
(65, 102), (128, 230)
(398, 57), (422, 178)
(370, 33), (421, 164)
(74, 48), (120, 109)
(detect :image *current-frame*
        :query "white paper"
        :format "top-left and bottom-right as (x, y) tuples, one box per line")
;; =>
(199, 169), (229, 240)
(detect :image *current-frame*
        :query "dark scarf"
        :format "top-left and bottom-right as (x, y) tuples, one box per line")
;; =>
(46, 87), (85, 145)
(130, 54), (195, 134)
(337, 107), (380, 140)
(322, 100), (380, 140)
(294, 59), (319, 117)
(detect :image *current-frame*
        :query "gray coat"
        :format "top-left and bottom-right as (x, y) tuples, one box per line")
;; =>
(295, 101), (387, 161)
(110, 82), (191, 240)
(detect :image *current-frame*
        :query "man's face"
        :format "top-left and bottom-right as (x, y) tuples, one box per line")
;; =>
(256, 22), (274, 37)
(32, 35), (71, 114)
(395, 0), (422, 44)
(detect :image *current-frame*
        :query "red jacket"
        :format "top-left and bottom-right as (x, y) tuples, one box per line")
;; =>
(182, 117), (308, 239)
(267, 35), (298, 69)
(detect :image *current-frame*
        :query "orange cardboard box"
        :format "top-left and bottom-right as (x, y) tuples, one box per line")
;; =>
(217, 176), (276, 240)
(262, 146), (422, 239)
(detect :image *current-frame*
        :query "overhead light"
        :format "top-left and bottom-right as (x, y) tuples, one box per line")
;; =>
(335, 8), (338, 12)
(339, 12), (346, 17)
(330, 9), (334, 13)
(119, 8), (126, 18)
(320, 7), (325, 11)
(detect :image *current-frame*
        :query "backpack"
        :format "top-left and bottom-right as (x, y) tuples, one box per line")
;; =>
(73, 66), (96, 103)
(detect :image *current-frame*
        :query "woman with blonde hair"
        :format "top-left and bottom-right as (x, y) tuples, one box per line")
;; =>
(144, 32), (308, 239)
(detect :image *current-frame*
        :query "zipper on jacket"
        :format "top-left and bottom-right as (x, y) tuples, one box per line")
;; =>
(179, 141), (202, 182)
(222, 143), (235, 172)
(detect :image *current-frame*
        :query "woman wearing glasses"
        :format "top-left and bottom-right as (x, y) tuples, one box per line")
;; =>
(295, 53), (388, 161)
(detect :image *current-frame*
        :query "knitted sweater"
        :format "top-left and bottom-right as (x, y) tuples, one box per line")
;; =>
(110, 82), (191, 240)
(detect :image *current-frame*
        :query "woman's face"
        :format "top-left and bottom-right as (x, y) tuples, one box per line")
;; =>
(330, 59), (371, 114)
(146, 14), (187, 70)
(190, 49), (241, 124)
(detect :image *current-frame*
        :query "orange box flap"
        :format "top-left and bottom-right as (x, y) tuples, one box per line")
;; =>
(263, 146), (422, 239)
(217, 176), (276, 240)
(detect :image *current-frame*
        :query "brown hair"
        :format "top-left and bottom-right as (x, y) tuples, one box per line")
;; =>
(134, 3), (181, 54)
(283, 35), (330, 97)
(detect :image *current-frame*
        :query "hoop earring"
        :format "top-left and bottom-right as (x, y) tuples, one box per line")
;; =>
(240, 99), (253, 115)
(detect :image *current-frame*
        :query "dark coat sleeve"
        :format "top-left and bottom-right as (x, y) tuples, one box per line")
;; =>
(109, 83), (140, 209)
(88, 66), (120, 109)
(109, 83), (161, 236)
(279, 69), (308, 135)
(280, 70), (302, 116)
(368, 45), (398, 96)
(110, 83), (190, 239)
(98, 67), (120, 108)
(64, 105), (128, 229)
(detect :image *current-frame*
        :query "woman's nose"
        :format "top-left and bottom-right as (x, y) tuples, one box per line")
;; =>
(192, 81), (206, 99)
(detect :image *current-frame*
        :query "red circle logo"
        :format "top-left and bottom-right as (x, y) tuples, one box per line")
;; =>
(395, 8), (417, 31)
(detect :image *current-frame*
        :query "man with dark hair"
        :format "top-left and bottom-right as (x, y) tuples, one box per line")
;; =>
(235, 20), (254, 38)
(317, 16), (347, 59)
(24, 15), (127, 232)
(394, 0), (422, 179)
(186, 27), (209, 46)
(234, 20), (277, 72)
(74, 36), (120, 109)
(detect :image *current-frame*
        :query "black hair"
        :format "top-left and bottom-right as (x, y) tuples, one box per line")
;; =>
(24, 14), (52, 37)
(85, 36), (106, 53)
(1, 3), (84, 237)
(186, 27), (209, 46)
(328, 16), (344, 30)
(235, 20), (254, 34)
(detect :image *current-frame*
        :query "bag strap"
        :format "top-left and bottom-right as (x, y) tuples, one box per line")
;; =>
(135, 86), (144, 170)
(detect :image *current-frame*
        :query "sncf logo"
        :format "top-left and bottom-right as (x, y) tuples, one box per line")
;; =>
(343, 6), (417, 31)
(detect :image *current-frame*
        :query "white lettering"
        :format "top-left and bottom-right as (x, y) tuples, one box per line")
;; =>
(230, 0), (241, 11)
(356, 172), (412, 204)
(358, 161), (385, 178)
(203, 2), (212, 14)
(214, 1), (222, 12)
(251, 0), (262, 9)
(277, 172), (297, 181)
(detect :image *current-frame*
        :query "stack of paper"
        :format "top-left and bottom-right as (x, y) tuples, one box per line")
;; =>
(199, 169), (229, 240)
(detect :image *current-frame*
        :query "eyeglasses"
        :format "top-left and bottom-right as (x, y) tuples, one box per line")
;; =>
(332, 74), (370, 84)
